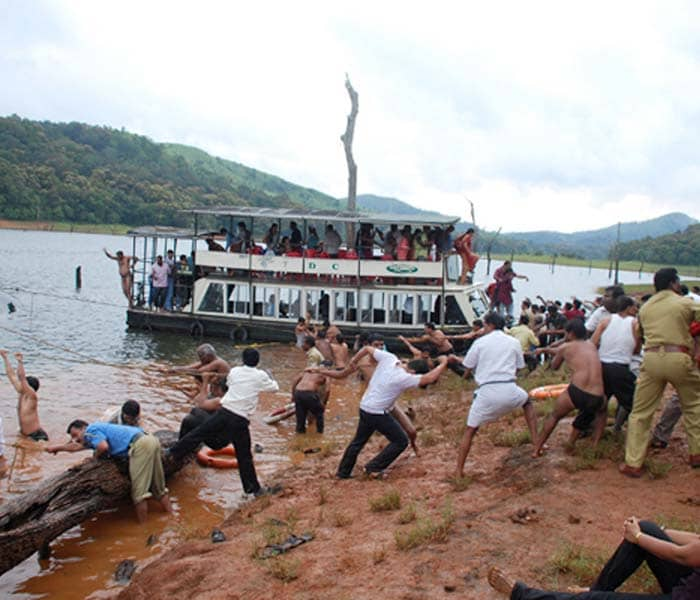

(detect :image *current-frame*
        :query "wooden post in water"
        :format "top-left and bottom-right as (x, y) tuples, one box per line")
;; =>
(613, 222), (621, 285)
(75, 266), (82, 289)
(588, 260), (592, 274)
(639, 260), (644, 279)
(550, 254), (557, 274)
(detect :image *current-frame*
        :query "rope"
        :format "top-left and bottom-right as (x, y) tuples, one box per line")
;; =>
(0, 285), (125, 309)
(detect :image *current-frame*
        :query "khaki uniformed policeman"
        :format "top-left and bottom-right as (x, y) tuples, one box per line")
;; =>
(621, 268), (700, 476)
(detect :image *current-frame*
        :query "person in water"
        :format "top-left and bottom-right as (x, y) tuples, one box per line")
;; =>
(1, 350), (48, 441)
(104, 248), (138, 307)
(532, 319), (606, 457)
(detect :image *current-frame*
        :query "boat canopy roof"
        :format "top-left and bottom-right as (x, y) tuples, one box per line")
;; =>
(127, 226), (195, 239)
(185, 206), (460, 227)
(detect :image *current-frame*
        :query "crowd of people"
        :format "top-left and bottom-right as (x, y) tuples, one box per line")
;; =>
(2, 265), (698, 596)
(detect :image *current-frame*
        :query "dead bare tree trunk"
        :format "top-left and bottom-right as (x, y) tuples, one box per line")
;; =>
(0, 431), (190, 576)
(341, 74), (359, 248)
(485, 227), (502, 275)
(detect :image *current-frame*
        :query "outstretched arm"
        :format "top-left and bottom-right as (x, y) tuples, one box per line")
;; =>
(418, 356), (449, 386)
(46, 441), (86, 454)
(14, 353), (36, 397)
(397, 335), (422, 359)
(0, 350), (21, 393)
(103, 248), (116, 260)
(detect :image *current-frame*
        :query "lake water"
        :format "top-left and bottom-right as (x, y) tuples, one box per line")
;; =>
(0, 229), (654, 598)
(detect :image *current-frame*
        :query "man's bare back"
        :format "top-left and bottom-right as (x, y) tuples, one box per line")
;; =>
(295, 371), (327, 393)
(330, 341), (349, 368)
(1, 350), (44, 439)
(555, 340), (604, 396)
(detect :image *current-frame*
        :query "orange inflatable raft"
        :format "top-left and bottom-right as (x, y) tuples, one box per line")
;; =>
(196, 445), (239, 469)
(528, 383), (568, 400)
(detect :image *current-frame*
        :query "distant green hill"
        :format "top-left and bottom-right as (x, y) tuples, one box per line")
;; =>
(615, 223), (700, 265)
(0, 115), (340, 226)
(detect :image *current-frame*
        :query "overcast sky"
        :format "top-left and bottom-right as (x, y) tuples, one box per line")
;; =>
(2, 1), (700, 232)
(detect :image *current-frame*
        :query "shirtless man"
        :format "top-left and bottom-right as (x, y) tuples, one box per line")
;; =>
(325, 321), (341, 344)
(330, 334), (350, 368)
(1, 350), (48, 441)
(405, 322), (454, 355)
(104, 248), (138, 307)
(532, 319), (606, 457)
(290, 369), (329, 434)
(314, 330), (334, 364)
(170, 343), (230, 394)
(397, 335), (435, 366)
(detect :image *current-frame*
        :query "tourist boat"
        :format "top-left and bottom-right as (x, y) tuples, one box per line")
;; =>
(125, 207), (489, 351)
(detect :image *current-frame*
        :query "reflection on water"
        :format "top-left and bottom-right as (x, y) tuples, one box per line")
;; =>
(0, 230), (656, 598)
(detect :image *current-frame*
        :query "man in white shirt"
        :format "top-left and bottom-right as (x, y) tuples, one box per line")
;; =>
(585, 285), (624, 334)
(168, 348), (280, 497)
(452, 312), (538, 478)
(315, 338), (449, 478)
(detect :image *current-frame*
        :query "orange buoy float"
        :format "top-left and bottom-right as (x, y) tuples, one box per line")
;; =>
(196, 445), (239, 469)
(529, 383), (568, 400)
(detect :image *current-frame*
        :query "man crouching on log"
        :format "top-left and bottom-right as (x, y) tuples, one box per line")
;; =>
(46, 421), (173, 523)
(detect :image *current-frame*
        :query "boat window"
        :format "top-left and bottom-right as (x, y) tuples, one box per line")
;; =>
(444, 295), (468, 325)
(416, 293), (438, 324)
(333, 291), (356, 323)
(227, 284), (250, 316)
(305, 290), (330, 322)
(198, 282), (224, 313)
(360, 292), (386, 324)
(387, 293), (413, 325)
(278, 288), (301, 319)
(469, 292), (489, 318)
(254, 286), (277, 317)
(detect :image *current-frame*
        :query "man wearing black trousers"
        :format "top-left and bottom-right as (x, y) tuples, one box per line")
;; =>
(168, 348), (279, 497)
(312, 339), (449, 478)
(488, 517), (700, 599)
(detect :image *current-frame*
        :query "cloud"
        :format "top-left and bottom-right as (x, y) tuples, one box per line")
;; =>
(1, 1), (699, 231)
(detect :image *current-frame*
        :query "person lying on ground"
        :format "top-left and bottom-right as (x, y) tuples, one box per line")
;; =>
(46, 420), (172, 523)
(488, 516), (700, 599)
(449, 311), (538, 479)
(532, 319), (606, 457)
(1, 350), (48, 441)
(310, 344), (448, 478)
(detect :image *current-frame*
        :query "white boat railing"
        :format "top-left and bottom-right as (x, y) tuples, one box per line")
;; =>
(195, 251), (444, 280)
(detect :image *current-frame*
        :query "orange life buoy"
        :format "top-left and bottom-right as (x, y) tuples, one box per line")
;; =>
(196, 445), (239, 469)
(529, 383), (568, 400)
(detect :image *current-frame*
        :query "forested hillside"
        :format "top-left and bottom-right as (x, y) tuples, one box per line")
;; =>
(615, 223), (700, 265)
(0, 116), (339, 226)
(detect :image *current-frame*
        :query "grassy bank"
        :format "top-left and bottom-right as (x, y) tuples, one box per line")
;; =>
(491, 253), (700, 278)
(0, 218), (130, 235)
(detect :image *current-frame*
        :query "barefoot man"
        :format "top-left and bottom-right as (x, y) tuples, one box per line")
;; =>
(1, 350), (48, 441)
(290, 368), (329, 434)
(104, 248), (138, 307)
(532, 319), (606, 457)
(452, 312), (538, 478)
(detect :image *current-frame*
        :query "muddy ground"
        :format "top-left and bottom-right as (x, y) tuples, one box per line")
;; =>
(117, 378), (698, 600)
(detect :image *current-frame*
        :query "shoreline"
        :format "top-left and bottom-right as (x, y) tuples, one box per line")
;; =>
(1, 219), (697, 276)
(116, 374), (698, 599)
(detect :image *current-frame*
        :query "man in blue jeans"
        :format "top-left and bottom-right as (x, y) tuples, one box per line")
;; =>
(312, 337), (449, 478)
(488, 517), (699, 599)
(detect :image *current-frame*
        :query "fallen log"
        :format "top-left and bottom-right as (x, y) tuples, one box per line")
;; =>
(0, 430), (191, 576)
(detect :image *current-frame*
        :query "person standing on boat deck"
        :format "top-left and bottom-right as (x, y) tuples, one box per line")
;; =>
(306, 226), (320, 251)
(47, 420), (172, 523)
(312, 345), (449, 478)
(454, 227), (479, 284)
(150, 255), (170, 311)
(322, 224), (342, 258)
(491, 261), (529, 318)
(1, 350), (48, 441)
(164, 249), (176, 311)
(531, 319), (606, 458)
(289, 221), (303, 252)
(263, 223), (281, 254)
(104, 248), (138, 307)
(451, 312), (538, 478)
(620, 268), (700, 476)
(168, 348), (280, 497)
